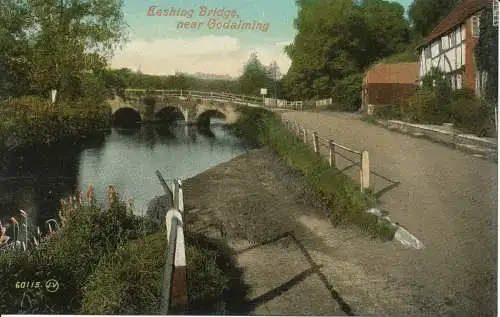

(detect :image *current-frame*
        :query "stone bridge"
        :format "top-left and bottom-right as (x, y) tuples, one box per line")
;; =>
(108, 89), (263, 125)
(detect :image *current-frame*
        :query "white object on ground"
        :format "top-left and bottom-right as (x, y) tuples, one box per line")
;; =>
(366, 208), (382, 217)
(394, 227), (425, 249)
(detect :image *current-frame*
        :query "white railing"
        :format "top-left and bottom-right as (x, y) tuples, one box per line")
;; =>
(264, 97), (333, 109)
(281, 118), (370, 192)
(124, 89), (334, 111)
(124, 89), (262, 106)
(155, 170), (187, 314)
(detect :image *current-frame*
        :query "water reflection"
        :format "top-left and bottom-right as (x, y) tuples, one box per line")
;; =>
(0, 122), (250, 228)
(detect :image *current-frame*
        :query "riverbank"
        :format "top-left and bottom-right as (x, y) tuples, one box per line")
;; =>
(0, 186), (247, 314)
(0, 96), (111, 151)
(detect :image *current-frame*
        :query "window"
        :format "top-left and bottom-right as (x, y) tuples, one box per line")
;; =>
(472, 15), (480, 37)
(451, 74), (456, 90)
(425, 46), (431, 58)
(442, 36), (448, 50)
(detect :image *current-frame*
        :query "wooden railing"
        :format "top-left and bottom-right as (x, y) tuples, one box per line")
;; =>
(155, 170), (187, 314)
(282, 118), (370, 192)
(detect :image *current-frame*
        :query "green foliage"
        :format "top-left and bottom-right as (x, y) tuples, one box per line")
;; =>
(409, 0), (461, 37)
(282, 0), (411, 100)
(0, 96), (111, 150)
(238, 52), (274, 96)
(79, 72), (109, 104)
(231, 107), (396, 240)
(81, 231), (247, 315)
(360, 0), (411, 62)
(373, 104), (402, 119)
(449, 89), (496, 137)
(331, 73), (363, 111)
(403, 89), (443, 123)
(402, 68), (452, 124)
(475, 5), (498, 104)
(26, 0), (127, 100)
(377, 50), (419, 64)
(0, 198), (160, 313)
(0, 0), (32, 97)
(403, 82), (496, 137)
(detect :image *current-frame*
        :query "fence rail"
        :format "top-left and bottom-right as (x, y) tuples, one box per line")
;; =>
(124, 89), (262, 104)
(282, 119), (370, 192)
(156, 170), (187, 314)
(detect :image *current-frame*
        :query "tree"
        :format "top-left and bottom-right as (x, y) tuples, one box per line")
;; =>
(238, 52), (272, 95)
(282, 0), (410, 100)
(282, 0), (365, 99)
(27, 0), (127, 102)
(266, 61), (282, 98)
(409, 0), (461, 37)
(0, 0), (32, 98)
(475, 4), (498, 104)
(360, 0), (411, 63)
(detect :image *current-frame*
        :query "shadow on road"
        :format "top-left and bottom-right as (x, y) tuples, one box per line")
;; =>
(235, 231), (356, 316)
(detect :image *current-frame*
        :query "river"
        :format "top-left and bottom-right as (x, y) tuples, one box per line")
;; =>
(0, 120), (250, 232)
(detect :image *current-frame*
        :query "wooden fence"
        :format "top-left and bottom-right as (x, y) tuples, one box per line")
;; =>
(281, 119), (370, 192)
(155, 170), (188, 314)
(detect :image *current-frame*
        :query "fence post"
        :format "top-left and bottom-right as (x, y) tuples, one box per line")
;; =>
(296, 122), (301, 136)
(303, 127), (307, 143)
(180, 89), (183, 97)
(329, 140), (336, 168)
(313, 132), (319, 154)
(360, 151), (370, 192)
(164, 209), (188, 313)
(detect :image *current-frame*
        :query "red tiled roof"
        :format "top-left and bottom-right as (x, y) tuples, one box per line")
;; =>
(365, 63), (419, 85)
(418, 0), (491, 48)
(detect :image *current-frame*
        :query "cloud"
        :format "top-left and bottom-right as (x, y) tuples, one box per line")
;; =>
(110, 35), (291, 77)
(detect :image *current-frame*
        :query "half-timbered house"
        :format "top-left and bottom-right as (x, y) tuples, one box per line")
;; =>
(417, 0), (492, 96)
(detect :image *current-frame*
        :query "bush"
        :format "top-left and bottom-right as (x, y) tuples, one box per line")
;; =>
(0, 96), (111, 149)
(231, 107), (396, 240)
(402, 68), (453, 124)
(0, 189), (160, 313)
(402, 88), (453, 124)
(331, 73), (363, 112)
(373, 104), (402, 120)
(449, 89), (496, 137)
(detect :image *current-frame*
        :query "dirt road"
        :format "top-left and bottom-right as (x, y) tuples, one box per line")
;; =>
(183, 139), (495, 315)
(280, 111), (497, 316)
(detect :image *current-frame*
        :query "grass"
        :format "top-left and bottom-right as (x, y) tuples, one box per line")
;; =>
(81, 230), (249, 315)
(362, 115), (379, 125)
(231, 107), (396, 240)
(0, 186), (247, 314)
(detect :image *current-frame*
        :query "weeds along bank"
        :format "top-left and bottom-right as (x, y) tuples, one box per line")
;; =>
(0, 186), (243, 314)
(230, 107), (396, 240)
(0, 96), (112, 151)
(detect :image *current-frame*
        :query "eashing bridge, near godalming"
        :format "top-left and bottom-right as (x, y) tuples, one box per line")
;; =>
(108, 89), (264, 125)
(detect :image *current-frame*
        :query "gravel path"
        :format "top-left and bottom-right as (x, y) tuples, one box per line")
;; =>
(280, 111), (497, 316)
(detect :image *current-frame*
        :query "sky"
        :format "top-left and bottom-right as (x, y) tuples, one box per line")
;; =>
(111, 0), (413, 77)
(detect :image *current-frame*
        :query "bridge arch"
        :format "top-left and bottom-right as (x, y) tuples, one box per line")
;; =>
(194, 105), (238, 126)
(112, 107), (142, 126)
(155, 106), (186, 123)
